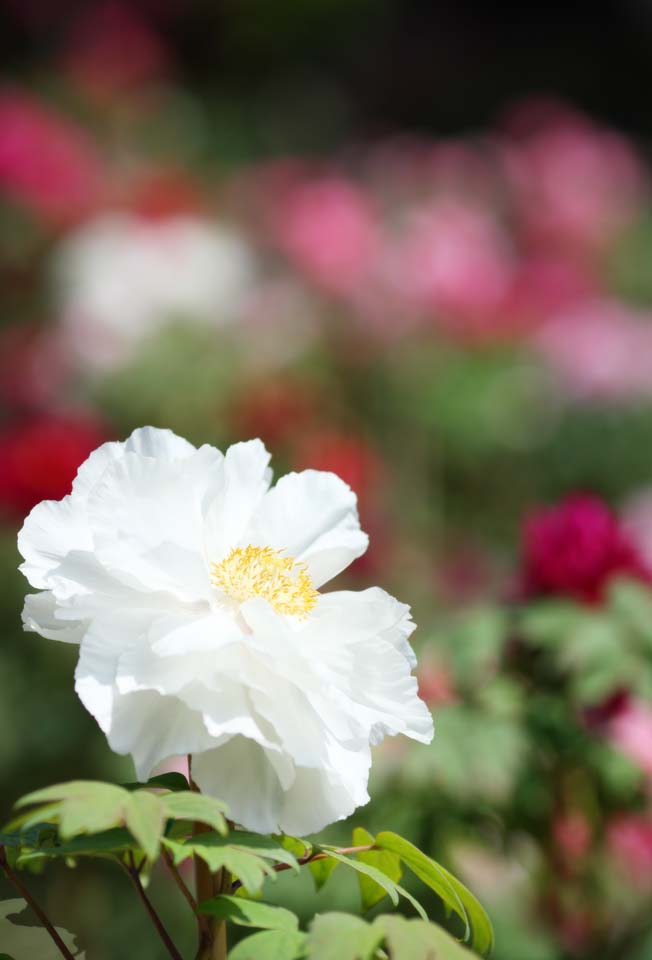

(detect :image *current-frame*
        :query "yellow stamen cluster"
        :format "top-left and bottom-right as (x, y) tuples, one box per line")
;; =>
(211, 545), (318, 617)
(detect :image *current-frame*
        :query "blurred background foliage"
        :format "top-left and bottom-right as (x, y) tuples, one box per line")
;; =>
(1, 1), (652, 958)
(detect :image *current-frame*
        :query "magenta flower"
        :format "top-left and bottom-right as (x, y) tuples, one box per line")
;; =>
(522, 494), (650, 603)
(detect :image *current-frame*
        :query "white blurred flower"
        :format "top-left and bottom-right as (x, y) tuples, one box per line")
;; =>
(54, 214), (257, 372)
(18, 427), (432, 835)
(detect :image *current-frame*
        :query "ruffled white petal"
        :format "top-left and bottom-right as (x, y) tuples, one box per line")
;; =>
(202, 439), (271, 562)
(22, 591), (86, 643)
(85, 446), (221, 601)
(248, 470), (368, 587)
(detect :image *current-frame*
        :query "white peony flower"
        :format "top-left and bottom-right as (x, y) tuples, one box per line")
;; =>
(18, 427), (433, 835)
(54, 214), (257, 372)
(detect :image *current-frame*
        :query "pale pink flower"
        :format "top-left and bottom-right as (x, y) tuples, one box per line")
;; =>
(534, 300), (652, 403)
(606, 815), (652, 886)
(502, 101), (642, 256)
(608, 698), (652, 776)
(271, 177), (380, 297)
(386, 201), (515, 333)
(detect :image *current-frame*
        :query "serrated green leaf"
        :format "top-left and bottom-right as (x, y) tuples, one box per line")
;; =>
(164, 831), (300, 894)
(15, 782), (129, 839)
(375, 832), (494, 957)
(352, 827), (402, 912)
(162, 792), (228, 835)
(307, 913), (384, 960)
(200, 894), (298, 931)
(308, 856), (339, 891)
(163, 838), (274, 895)
(16, 828), (135, 866)
(124, 791), (165, 861)
(14, 781), (170, 862)
(227, 929), (307, 960)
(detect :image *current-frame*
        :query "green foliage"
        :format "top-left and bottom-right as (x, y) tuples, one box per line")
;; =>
(163, 830), (301, 895)
(4, 780), (494, 959)
(200, 895), (299, 931)
(351, 826), (402, 912)
(306, 912), (481, 960)
(519, 579), (652, 704)
(374, 832), (494, 957)
(10, 780), (230, 864)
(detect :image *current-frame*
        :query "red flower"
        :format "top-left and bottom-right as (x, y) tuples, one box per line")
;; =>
(522, 494), (650, 602)
(0, 415), (108, 520)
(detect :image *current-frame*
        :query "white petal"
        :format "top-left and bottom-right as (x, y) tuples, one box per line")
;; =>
(22, 591), (85, 643)
(192, 735), (370, 835)
(123, 426), (197, 461)
(306, 589), (434, 744)
(18, 496), (91, 590)
(202, 439), (271, 562)
(248, 470), (368, 587)
(86, 446), (221, 601)
(192, 737), (286, 834)
(108, 690), (215, 780)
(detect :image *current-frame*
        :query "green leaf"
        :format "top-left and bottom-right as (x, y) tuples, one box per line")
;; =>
(162, 792), (228, 836)
(352, 827), (402, 912)
(15, 782), (130, 839)
(276, 834), (311, 859)
(123, 772), (190, 792)
(307, 913), (385, 960)
(16, 828), (135, 866)
(14, 781), (172, 862)
(375, 832), (494, 957)
(376, 914), (482, 959)
(200, 895), (298, 931)
(165, 831), (300, 894)
(308, 856), (339, 891)
(163, 837), (278, 895)
(227, 929), (307, 960)
(322, 852), (399, 907)
(124, 790), (165, 861)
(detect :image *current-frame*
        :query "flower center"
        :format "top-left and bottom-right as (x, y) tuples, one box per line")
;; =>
(211, 545), (318, 617)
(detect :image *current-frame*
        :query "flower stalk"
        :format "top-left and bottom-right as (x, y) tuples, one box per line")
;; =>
(0, 843), (76, 960)
(124, 853), (183, 960)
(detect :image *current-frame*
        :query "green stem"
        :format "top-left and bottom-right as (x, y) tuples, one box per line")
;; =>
(229, 844), (376, 893)
(0, 844), (76, 960)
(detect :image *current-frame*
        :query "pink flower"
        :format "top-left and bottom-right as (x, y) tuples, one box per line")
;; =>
(387, 201), (515, 336)
(0, 90), (102, 223)
(417, 660), (457, 707)
(503, 255), (596, 330)
(534, 301), (652, 403)
(271, 176), (380, 296)
(606, 815), (652, 886)
(608, 699), (652, 776)
(522, 494), (650, 603)
(502, 100), (642, 256)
